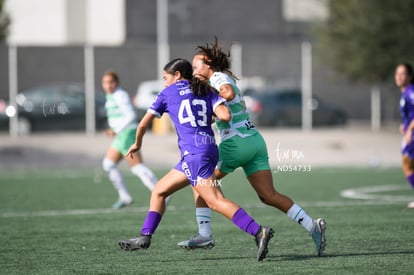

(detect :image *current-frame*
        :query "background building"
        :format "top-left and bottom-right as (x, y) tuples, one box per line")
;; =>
(0, 0), (399, 121)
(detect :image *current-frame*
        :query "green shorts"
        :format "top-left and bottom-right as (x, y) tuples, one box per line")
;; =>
(217, 132), (270, 177)
(111, 128), (136, 156)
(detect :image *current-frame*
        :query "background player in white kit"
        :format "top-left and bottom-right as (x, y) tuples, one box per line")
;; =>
(101, 70), (158, 209)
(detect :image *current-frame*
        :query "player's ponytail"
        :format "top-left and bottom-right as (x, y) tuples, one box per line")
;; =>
(190, 77), (212, 97)
(195, 36), (239, 80)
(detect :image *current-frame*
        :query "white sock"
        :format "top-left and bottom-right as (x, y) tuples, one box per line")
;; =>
(108, 167), (132, 203)
(286, 203), (313, 232)
(196, 207), (212, 237)
(131, 164), (158, 191)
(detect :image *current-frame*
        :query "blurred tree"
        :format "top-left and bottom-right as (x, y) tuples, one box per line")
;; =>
(313, 0), (414, 83)
(0, 0), (10, 42)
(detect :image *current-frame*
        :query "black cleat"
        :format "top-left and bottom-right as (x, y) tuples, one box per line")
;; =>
(255, 226), (275, 261)
(118, 235), (151, 251)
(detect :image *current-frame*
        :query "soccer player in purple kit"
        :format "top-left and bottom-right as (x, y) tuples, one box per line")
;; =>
(118, 58), (274, 261)
(395, 63), (414, 208)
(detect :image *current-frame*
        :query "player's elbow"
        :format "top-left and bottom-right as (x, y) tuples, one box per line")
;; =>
(220, 110), (231, 122)
(138, 112), (155, 130)
(215, 106), (231, 122)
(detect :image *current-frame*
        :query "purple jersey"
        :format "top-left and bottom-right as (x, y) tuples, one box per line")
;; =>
(400, 84), (414, 132)
(148, 80), (225, 157)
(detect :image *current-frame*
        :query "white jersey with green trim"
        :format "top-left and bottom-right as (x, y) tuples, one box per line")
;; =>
(105, 88), (138, 134)
(209, 72), (257, 141)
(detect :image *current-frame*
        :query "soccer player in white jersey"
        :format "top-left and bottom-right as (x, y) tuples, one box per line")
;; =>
(101, 70), (158, 209)
(177, 38), (326, 256)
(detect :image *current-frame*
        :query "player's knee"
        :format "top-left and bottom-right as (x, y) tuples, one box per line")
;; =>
(151, 188), (170, 201)
(258, 195), (266, 203)
(408, 159), (414, 171)
(102, 158), (116, 172)
(203, 198), (223, 212)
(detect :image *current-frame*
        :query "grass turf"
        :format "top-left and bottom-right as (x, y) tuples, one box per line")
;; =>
(0, 167), (414, 274)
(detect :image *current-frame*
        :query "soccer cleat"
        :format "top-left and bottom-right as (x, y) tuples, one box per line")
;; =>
(118, 235), (151, 251)
(408, 201), (414, 208)
(255, 226), (275, 261)
(177, 234), (215, 250)
(112, 199), (133, 209)
(310, 218), (327, 256)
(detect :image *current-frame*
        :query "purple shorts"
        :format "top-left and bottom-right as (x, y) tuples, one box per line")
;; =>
(175, 151), (218, 187)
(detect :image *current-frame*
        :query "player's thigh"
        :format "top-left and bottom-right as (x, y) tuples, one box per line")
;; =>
(247, 170), (275, 196)
(152, 169), (189, 197)
(125, 151), (143, 166)
(402, 155), (414, 175)
(105, 146), (123, 163)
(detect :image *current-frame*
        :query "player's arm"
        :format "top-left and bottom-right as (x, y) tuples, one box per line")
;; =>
(127, 112), (155, 158)
(407, 120), (414, 131)
(404, 119), (414, 144)
(105, 128), (116, 138)
(400, 123), (405, 134)
(218, 83), (236, 101)
(214, 103), (231, 122)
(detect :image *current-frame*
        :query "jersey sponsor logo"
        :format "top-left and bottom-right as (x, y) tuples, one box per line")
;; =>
(179, 88), (192, 96)
(182, 161), (192, 179)
(195, 129), (216, 147)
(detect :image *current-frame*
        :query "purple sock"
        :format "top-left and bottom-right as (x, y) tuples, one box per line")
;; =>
(141, 211), (162, 235)
(231, 208), (260, 236)
(407, 174), (414, 190)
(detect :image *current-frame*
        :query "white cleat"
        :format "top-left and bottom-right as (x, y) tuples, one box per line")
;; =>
(177, 234), (215, 250)
(310, 218), (327, 256)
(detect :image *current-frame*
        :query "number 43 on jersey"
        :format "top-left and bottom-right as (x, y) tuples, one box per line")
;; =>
(178, 99), (208, 127)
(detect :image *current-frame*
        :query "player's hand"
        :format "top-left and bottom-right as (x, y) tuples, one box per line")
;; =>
(399, 124), (405, 135)
(105, 129), (116, 138)
(126, 144), (140, 159)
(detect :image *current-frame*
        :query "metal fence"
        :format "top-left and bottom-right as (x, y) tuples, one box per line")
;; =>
(0, 41), (400, 136)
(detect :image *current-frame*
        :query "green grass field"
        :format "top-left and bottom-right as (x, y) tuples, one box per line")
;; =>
(1, 167), (414, 274)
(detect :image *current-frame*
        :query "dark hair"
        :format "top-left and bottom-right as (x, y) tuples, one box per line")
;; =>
(195, 36), (239, 80)
(397, 63), (414, 84)
(102, 70), (120, 84)
(163, 58), (212, 96)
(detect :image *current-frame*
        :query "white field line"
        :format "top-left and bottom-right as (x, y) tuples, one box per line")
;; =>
(340, 184), (414, 202)
(0, 199), (408, 219)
